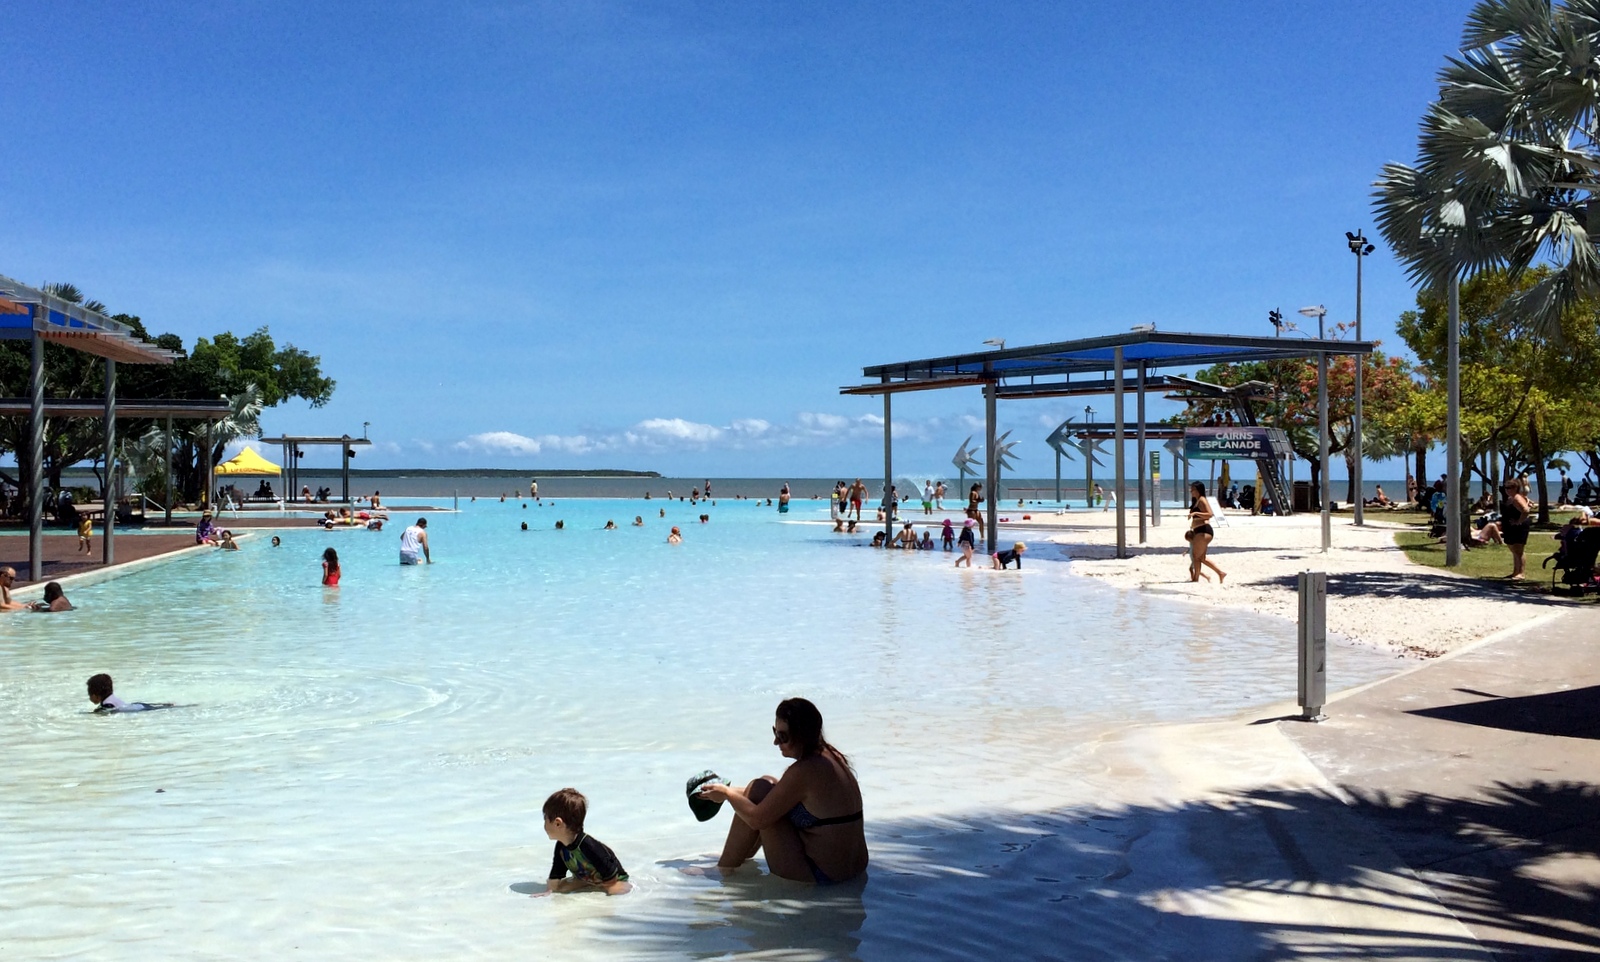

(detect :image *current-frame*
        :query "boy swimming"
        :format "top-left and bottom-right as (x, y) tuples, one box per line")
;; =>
(536, 788), (631, 897)
(87, 673), (173, 713)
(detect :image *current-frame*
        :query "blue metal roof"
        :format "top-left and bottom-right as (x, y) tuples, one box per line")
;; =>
(849, 330), (1373, 394)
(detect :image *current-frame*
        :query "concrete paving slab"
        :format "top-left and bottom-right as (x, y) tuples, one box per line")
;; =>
(1281, 609), (1600, 959)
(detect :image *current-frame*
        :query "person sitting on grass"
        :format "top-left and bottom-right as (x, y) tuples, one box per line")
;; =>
(534, 788), (631, 897)
(87, 673), (173, 713)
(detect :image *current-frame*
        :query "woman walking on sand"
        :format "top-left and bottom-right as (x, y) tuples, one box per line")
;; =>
(1187, 482), (1226, 584)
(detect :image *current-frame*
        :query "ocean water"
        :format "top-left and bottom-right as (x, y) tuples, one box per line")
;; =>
(0, 498), (1402, 959)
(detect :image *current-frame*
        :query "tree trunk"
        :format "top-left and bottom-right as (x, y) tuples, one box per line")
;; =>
(1531, 416), (1549, 524)
(1416, 445), (1428, 493)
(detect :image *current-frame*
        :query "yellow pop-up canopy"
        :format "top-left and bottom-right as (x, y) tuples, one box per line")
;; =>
(215, 446), (282, 476)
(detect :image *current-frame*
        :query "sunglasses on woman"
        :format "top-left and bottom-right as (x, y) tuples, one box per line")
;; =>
(772, 727), (792, 744)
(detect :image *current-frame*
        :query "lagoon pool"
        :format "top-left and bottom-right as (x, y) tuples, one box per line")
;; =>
(0, 498), (1402, 960)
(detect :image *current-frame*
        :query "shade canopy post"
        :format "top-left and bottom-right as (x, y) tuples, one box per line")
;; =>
(1113, 347), (1126, 560)
(1136, 362), (1147, 545)
(102, 358), (116, 566)
(882, 382), (894, 544)
(203, 422), (213, 510)
(28, 326), (44, 582)
(985, 374), (998, 553)
(164, 416), (173, 525)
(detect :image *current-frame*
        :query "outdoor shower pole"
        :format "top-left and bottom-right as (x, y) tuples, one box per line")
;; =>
(1114, 347), (1127, 560)
(102, 358), (115, 566)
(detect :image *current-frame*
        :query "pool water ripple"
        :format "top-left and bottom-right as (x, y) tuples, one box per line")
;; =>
(0, 499), (1404, 959)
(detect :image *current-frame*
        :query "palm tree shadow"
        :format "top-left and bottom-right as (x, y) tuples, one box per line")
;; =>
(1255, 570), (1574, 605)
(1407, 685), (1600, 740)
(585, 780), (1597, 960)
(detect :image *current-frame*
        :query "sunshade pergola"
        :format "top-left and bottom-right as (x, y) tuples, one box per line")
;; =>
(260, 435), (372, 503)
(842, 330), (1374, 556)
(215, 446), (282, 476)
(0, 274), (192, 579)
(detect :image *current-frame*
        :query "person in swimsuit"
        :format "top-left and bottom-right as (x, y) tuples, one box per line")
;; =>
(991, 541), (1026, 569)
(967, 483), (985, 538)
(399, 518), (430, 565)
(87, 673), (173, 713)
(31, 581), (72, 611)
(322, 547), (341, 587)
(697, 697), (867, 884)
(1501, 479), (1533, 580)
(955, 518), (978, 567)
(536, 787), (631, 897)
(1187, 481), (1226, 583)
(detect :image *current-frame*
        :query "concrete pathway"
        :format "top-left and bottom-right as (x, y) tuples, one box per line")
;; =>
(1282, 612), (1600, 959)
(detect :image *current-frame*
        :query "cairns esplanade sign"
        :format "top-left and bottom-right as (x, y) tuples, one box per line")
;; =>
(1183, 427), (1293, 461)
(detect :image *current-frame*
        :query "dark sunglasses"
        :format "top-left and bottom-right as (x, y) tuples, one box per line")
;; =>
(772, 727), (792, 744)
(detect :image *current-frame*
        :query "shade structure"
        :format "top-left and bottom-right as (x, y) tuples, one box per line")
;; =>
(215, 446), (282, 476)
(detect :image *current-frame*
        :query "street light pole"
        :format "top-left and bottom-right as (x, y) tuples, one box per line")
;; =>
(1347, 231), (1375, 526)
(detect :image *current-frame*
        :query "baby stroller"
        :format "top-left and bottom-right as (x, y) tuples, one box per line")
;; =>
(1543, 526), (1600, 595)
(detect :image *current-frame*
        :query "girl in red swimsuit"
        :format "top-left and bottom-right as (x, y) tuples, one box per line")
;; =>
(321, 547), (341, 587)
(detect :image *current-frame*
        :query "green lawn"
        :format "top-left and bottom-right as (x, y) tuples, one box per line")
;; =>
(1394, 528), (1560, 579)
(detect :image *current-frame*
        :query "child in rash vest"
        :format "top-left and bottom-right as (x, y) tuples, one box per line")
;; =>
(535, 788), (631, 897)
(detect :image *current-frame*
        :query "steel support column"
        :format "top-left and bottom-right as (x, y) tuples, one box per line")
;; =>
(102, 358), (116, 566)
(163, 416), (173, 524)
(985, 374), (998, 554)
(883, 382), (894, 544)
(28, 327), (44, 583)
(1136, 363), (1147, 545)
(1353, 253), (1366, 527)
(1114, 347), (1127, 559)
(1445, 276), (1462, 566)
(1318, 349), (1331, 552)
(203, 422), (214, 510)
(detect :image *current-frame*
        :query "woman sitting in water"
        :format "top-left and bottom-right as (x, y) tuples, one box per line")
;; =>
(633, 516), (644, 527)
(667, 526), (682, 544)
(696, 697), (867, 884)
(322, 547), (341, 587)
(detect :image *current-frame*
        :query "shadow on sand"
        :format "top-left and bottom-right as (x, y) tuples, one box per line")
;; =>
(587, 779), (1598, 961)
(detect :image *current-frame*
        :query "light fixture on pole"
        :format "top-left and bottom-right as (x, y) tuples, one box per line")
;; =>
(363, 421), (371, 440)
(1297, 305), (1327, 340)
(982, 338), (1006, 350)
(1347, 231), (1375, 527)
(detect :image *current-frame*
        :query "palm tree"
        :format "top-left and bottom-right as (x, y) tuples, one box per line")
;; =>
(1374, 0), (1600, 336)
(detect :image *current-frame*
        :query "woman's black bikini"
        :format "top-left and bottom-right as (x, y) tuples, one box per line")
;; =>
(1189, 498), (1214, 537)
(786, 802), (864, 884)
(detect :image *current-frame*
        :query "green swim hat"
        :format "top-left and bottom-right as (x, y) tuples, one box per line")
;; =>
(686, 770), (726, 822)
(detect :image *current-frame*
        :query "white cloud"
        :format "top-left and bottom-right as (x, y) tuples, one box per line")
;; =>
(457, 431), (544, 456)
(451, 409), (1006, 459)
(626, 418), (724, 447)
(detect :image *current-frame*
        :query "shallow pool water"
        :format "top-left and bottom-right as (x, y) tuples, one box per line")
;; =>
(0, 498), (1401, 959)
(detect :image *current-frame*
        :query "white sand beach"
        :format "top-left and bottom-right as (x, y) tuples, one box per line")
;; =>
(992, 507), (1570, 658)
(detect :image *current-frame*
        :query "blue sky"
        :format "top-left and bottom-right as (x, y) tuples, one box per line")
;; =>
(0, 1), (1474, 478)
